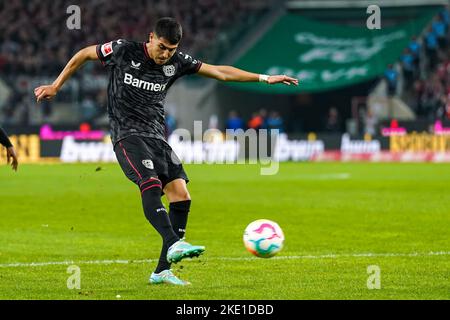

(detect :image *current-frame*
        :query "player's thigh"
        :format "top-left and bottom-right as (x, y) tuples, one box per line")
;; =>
(164, 178), (191, 202)
(161, 142), (190, 197)
(114, 135), (158, 185)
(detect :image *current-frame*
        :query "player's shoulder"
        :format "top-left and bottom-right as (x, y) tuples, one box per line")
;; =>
(112, 39), (137, 50)
(170, 51), (202, 75)
(99, 38), (133, 55)
(103, 39), (140, 52)
(174, 51), (201, 66)
(120, 39), (143, 47)
(175, 51), (195, 60)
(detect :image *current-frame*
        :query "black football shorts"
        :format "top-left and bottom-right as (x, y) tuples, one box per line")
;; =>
(114, 135), (189, 189)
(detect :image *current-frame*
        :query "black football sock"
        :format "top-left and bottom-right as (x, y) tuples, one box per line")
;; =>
(155, 242), (171, 273)
(155, 200), (191, 273)
(169, 200), (191, 239)
(140, 179), (179, 273)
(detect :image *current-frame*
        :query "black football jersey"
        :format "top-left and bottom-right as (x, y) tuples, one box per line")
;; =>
(96, 39), (202, 145)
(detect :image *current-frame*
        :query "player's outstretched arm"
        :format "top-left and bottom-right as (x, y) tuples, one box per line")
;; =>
(34, 45), (99, 102)
(197, 63), (298, 86)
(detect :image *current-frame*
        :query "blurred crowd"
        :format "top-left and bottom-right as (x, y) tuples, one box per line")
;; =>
(225, 109), (285, 132)
(0, 0), (270, 76)
(384, 8), (450, 122)
(413, 53), (450, 121)
(3, 2), (450, 134)
(0, 0), (272, 124)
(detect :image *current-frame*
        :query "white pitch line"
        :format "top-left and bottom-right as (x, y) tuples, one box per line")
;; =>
(215, 251), (450, 261)
(316, 173), (351, 180)
(292, 173), (351, 180)
(0, 251), (448, 268)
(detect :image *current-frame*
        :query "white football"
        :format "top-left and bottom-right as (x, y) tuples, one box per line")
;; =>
(243, 219), (285, 258)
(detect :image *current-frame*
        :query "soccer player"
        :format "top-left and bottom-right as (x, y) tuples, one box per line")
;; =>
(0, 126), (18, 171)
(34, 17), (298, 285)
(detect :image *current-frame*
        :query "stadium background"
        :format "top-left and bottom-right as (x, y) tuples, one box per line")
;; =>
(0, 0), (449, 301)
(1, 0), (450, 164)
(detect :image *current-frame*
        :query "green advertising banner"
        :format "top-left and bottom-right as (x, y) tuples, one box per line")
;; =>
(229, 10), (439, 94)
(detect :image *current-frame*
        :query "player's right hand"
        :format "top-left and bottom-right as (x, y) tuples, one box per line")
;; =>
(267, 75), (299, 86)
(34, 85), (57, 102)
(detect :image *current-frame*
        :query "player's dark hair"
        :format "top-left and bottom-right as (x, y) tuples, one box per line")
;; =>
(154, 17), (182, 44)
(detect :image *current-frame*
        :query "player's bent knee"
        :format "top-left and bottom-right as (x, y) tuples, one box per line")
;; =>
(177, 190), (191, 201)
(168, 190), (191, 202)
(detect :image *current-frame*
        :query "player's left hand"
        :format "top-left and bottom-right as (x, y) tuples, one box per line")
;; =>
(34, 85), (58, 102)
(267, 75), (298, 86)
(6, 146), (18, 172)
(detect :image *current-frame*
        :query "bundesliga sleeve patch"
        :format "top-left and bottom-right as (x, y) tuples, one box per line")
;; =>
(100, 42), (113, 57)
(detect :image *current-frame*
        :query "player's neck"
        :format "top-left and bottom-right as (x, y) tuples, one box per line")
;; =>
(144, 42), (155, 61)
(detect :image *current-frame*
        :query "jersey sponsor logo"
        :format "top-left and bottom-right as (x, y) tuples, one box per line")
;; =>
(101, 42), (113, 57)
(124, 73), (167, 92)
(131, 60), (141, 69)
(162, 64), (176, 76)
(142, 159), (154, 169)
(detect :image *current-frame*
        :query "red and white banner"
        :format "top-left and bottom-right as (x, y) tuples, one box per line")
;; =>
(311, 151), (450, 162)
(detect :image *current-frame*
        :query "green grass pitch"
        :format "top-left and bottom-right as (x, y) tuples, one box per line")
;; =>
(0, 162), (449, 299)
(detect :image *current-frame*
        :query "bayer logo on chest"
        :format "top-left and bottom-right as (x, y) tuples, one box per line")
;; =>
(162, 64), (176, 77)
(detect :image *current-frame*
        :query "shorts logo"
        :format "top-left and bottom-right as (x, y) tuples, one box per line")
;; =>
(142, 159), (154, 169)
(101, 42), (113, 57)
(163, 65), (176, 77)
